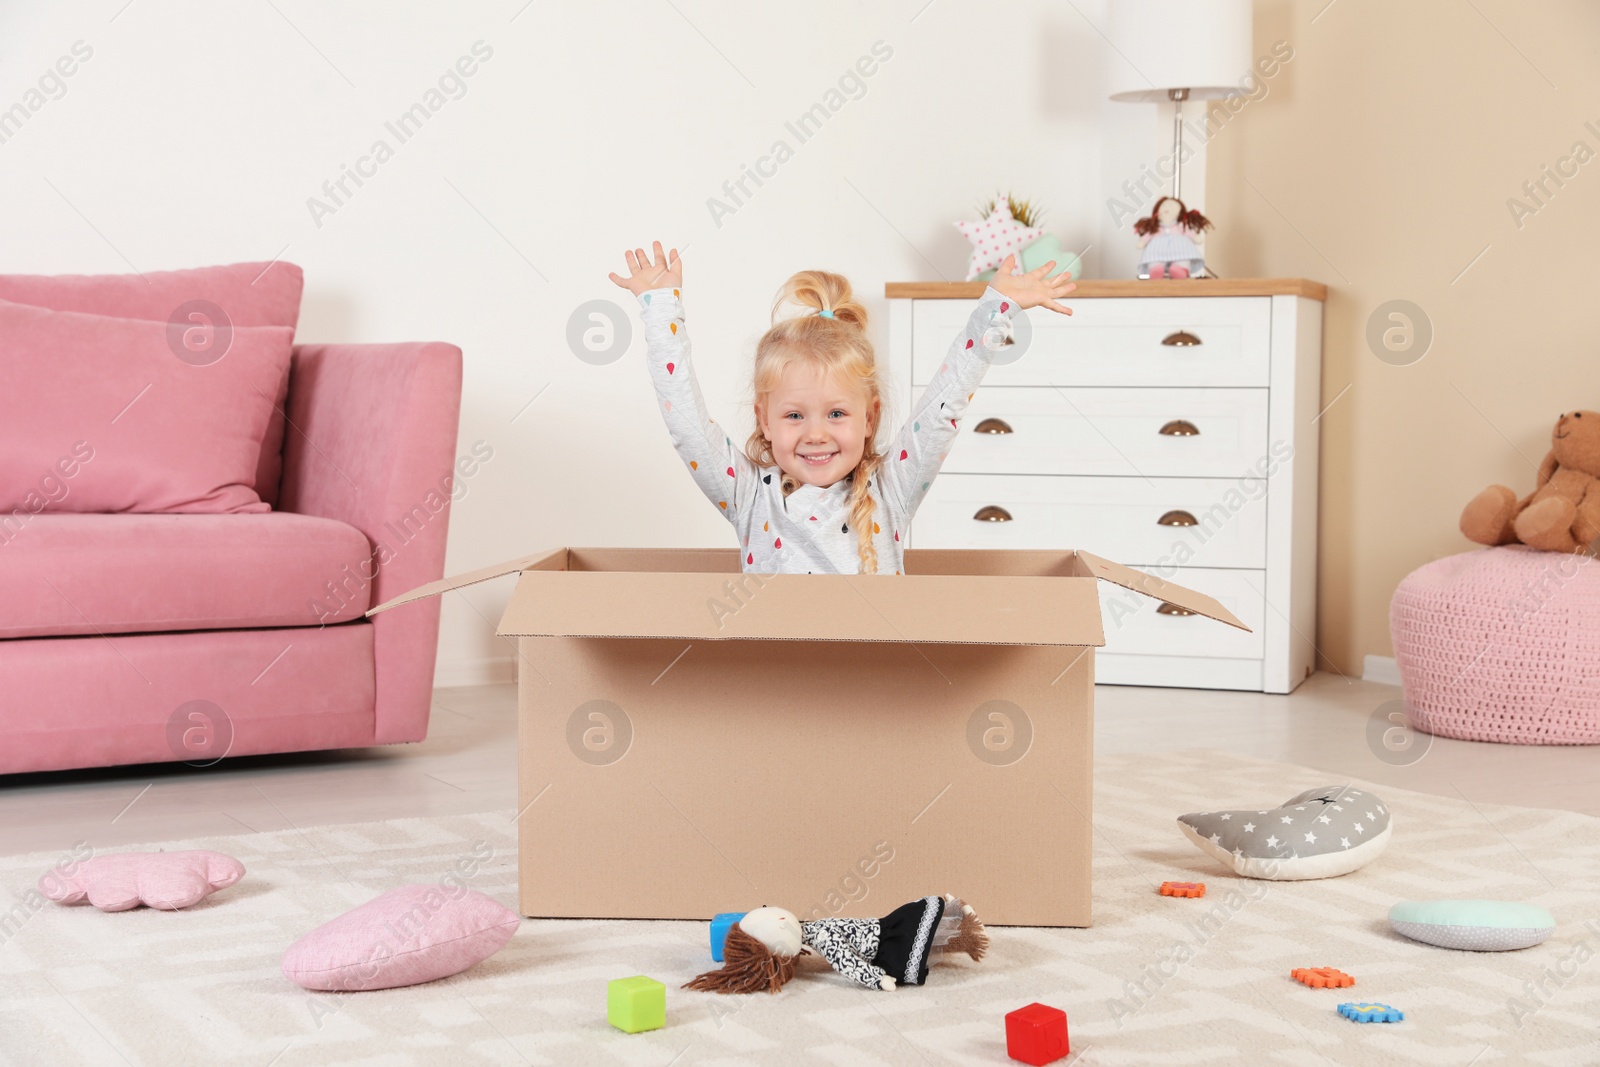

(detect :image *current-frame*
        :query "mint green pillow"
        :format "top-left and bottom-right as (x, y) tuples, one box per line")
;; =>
(1389, 900), (1554, 951)
(977, 235), (1081, 283)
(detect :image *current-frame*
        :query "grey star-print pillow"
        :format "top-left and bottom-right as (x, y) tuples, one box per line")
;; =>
(1177, 785), (1393, 880)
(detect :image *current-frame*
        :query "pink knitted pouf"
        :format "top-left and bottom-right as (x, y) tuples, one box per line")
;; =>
(1390, 545), (1600, 744)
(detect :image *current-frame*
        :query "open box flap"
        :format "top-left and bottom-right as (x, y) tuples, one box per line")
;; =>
(365, 548), (566, 617)
(1071, 549), (1252, 632)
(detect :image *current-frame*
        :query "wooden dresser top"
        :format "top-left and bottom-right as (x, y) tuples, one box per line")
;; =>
(885, 278), (1327, 301)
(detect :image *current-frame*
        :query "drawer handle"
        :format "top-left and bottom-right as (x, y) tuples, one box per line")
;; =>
(974, 417), (1013, 435)
(1156, 602), (1197, 616)
(973, 505), (1013, 522)
(1158, 419), (1201, 436)
(1157, 509), (1198, 527)
(1161, 330), (1203, 347)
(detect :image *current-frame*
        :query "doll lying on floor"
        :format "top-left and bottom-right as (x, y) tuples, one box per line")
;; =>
(684, 894), (988, 993)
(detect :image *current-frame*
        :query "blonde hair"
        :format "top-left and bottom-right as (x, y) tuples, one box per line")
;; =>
(744, 270), (885, 574)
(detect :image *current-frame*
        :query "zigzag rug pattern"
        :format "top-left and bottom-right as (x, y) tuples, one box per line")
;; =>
(1, 749), (1596, 1066)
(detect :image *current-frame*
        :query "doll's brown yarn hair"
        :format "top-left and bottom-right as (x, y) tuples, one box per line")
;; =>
(744, 270), (886, 574)
(1133, 195), (1213, 236)
(682, 923), (798, 994)
(935, 905), (989, 962)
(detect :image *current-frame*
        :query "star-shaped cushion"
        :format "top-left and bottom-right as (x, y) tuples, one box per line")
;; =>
(39, 850), (245, 911)
(1177, 785), (1392, 880)
(955, 196), (1043, 281)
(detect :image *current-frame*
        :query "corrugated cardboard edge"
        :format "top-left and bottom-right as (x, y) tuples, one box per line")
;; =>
(1072, 549), (1252, 632)
(366, 545), (1249, 636)
(495, 569), (1106, 646)
(497, 632), (1085, 647)
(365, 548), (565, 617)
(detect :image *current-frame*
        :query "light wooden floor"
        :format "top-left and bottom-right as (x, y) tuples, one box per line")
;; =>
(3, 672), (1596, 858)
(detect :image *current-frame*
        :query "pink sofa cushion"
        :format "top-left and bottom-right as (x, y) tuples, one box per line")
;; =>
(0, 261), (303, 506)
(281, 885), (520, 991)
(0, 512), (373, 638)
(0, 299), (294, 515)
(0, 624), (379, 775)
(0, 261), (303, 326)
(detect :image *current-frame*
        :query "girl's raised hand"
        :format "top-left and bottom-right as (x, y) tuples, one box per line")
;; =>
(608, 240), (682, 296)
(986, 254), (1076, 316)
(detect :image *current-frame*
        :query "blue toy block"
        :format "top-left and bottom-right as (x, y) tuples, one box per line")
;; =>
(710, 912), (747, 962)
(1338, 1002), (1404, 1024)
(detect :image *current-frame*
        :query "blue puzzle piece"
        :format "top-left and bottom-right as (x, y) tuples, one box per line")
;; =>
(710, 912), (746, 962)
(1338, 1002), (1404, 1023)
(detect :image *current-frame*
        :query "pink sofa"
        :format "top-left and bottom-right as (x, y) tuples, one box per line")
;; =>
(0, 264), (462, 774)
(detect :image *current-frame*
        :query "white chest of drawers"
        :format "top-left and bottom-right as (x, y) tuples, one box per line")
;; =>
(886, 278), (1327, 694)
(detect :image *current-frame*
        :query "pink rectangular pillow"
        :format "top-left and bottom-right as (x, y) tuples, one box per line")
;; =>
(0, 261), (303, 327)
(0, 262), (303, 506)
(0, 299), (294, 514)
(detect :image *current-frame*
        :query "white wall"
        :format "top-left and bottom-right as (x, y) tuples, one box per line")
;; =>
(1, 0), (1190, 684)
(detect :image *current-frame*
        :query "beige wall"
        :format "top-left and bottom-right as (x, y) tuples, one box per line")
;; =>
(1204, 0), (1600, 676)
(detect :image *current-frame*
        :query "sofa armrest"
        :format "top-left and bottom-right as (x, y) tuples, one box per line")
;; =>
(279, 341), (463, 743)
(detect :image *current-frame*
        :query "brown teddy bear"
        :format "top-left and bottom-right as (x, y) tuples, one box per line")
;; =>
(1460, 410), (1600, 554)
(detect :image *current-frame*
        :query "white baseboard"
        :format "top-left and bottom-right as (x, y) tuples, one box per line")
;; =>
(433, 656), (515, 689)
(1362, 654), (1402, 687)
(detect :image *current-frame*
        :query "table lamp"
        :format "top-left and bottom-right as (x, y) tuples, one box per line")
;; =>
(1106, 0), (1254, 204)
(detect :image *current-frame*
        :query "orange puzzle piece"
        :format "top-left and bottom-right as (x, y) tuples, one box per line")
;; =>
(1292, 967), (1355, 989)
(1159, 881), (1206, 898)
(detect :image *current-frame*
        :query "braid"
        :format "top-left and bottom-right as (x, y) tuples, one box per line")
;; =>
(847, 451), (884, 575)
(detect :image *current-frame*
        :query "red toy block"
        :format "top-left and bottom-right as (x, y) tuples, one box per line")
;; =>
(1006, 1002), (1069, 1065)
(1160, 881), (1206, 898)
(1292, 966), (1355, 989)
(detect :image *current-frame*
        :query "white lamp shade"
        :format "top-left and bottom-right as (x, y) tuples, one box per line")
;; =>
(1106, 0), (1254, 102)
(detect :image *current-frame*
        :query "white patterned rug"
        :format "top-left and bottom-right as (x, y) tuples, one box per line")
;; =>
(1, 750), (1597, 1067)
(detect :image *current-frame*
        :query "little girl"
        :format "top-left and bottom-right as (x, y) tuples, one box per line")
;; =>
(608, 241), (1076, 574)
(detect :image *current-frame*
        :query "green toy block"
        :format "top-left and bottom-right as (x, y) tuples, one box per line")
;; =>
(608, 975), (666, 1033)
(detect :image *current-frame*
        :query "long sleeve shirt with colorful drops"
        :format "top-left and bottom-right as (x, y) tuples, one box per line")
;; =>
(635, 284), (1020, 575)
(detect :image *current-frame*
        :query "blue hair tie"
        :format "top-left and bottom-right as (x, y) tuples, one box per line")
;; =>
(818, 308), (834, 319)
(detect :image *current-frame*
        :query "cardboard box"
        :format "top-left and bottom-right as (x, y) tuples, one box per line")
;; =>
(369, 546), (1246, 926)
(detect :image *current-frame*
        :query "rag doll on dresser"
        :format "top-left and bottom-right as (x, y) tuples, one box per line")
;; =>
(1135, 195), (1212, 279)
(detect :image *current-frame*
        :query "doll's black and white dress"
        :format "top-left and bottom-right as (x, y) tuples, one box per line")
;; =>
(799, 895), (953, 990)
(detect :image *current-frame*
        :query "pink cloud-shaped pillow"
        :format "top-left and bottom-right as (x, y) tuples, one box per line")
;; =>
(282, 884), (521, 991)
(39, 850), (245, 911)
